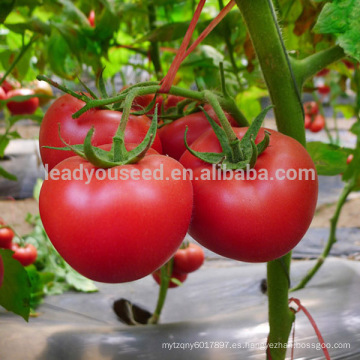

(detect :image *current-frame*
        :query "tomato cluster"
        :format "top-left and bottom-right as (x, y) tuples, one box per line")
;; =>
(0, 76), (53, 115)
(303, 101), (325, 132)
(152, 242), (205, 288)
(0, 218), (37, 267)
(38, 89), (318, 283)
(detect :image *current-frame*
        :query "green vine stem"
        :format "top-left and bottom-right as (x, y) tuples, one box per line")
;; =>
(291, 45), (345, 86)
(147, 261), (173, 325)
(234, 1), (306, 358)
(0, 34), (39, 87)
(147, 2), (162, 78)
(291, 180), (355, 292)
(36, 75), (249, 126)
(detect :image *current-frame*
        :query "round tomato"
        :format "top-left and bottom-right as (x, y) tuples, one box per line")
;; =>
(173, 243), (205, 274)
(0, 219), (14, 249)
(0, 76), (20, 93)
(309, 114), (325, 132)
(159, 105), (237, 160)
(0, 87), (6, 109)
(6, 88), (39, 115)
(152, 269), (187, 288)
(303, 101), (318, 116)
(0, 254), (3, 288)
(317, 84), (330, 95)
(39, 154), (193, 283)
(304, 114), (311, 129)
(39, 94), (163, 171)
(11, 243), (37, 267)
(180, 127), (318, 263)
(31, 79), (53, 106)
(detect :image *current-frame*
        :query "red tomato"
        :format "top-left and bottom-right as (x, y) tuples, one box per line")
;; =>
(173, 243), (205, 274)
(88, 10), (95, 27)
(342, 59), (355, 70)
(179, 127), (318, 263)
(39, 94), (163, 171)
(6, 88), (39, 115)
(0, 255), (3, 288)
(11, 243), (37, 266)
(317, 84), (330, 95)
(0, 87), (6, 109)
(39, 154), (193, 283)
(347, 154), (354, 164)
(303, 101), (318, 116)
(304, 114), (311, 129)
(315, 68), (330, 77)
(0, 76), (20, 93)
(0, 219), (14, 249)
(152, 269), (187, 288)
(309, 114), (325, 132)
(159, 105), (237, 160)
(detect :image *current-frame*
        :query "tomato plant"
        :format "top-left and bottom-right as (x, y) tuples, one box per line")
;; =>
(39, 153), (193, 283)
(6, 88), (39, 115)
(152, 269), (187, 288)
(11, 243), (37, 267)
(173, 243), (205, 274)
(180, 127), (318, 263)
(39, 94), (163, 170)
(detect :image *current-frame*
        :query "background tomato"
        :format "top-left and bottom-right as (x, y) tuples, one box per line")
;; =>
(39, 94), (163, 170)
(88, 10), (95, 27)
(159, 105), (237, 160)
(0, 219), (14, 249)
(317, 84), (330, 95)
(173, 243), (205, 274)
(152, 269), (187, 288)
(39, 154), (193, 283)
(6, 88), (39, 115)
(303, 101), (318, 116)
(11, 243), (37, 267)
(31, 79), (53, 106)
(304, 114), (311, 129)
(180, 127), (318, 263)
(0, 87), (6, 108)
(309, 114), (325, 132)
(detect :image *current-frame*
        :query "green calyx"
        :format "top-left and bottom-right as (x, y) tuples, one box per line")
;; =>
(184, 106), (273, 170)
(44, 106), (159, 168)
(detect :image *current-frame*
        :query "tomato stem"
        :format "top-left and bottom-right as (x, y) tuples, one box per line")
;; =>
(147, 260), (173, 325)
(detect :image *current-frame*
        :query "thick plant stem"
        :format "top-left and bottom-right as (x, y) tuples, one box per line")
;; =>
(291, 181), (355, 292)
(147, 2), (162, 78)
(236, 0), (305, 145)
(235, 1), (306, 359)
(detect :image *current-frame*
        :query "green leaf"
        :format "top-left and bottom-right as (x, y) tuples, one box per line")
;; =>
(313, 0), (360, 61)
(0, 165), (17, 181)
(0, 249), (31, 321)
(64, 267), (98, 293)
(0, 0), (15, 24)
(307, 141), (350, 176)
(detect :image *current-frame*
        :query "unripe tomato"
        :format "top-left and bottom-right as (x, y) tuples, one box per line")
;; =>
(11, 243), (37, 267)
(6, 88), (39, 115)
(31, 80), (53, 106)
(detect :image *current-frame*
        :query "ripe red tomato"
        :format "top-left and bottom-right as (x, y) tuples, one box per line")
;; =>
(303, 101), (318, 116)
(159, 105), (237, 160)
(342, 59), (355, 70)
(0, 87), (6, 109)
(88, 10), (95, 27)
(180, 127), (318, 263)
(6, 88), (39, 115)
(11, 243), (37, 267)
(0, 255), (3, 288)
(0, 76), (20, 93)
(317, 84), (330, 95)
(152, 269), (187, 288)
(347, 154), (354, 164)
(0, 219), (14, 249)
(173, 243), (205, 274)
(39, 154), (193, 283)
(315, 68), (330, 77)
(309, 114), (325, 132)
(39, 94), (163, 171)
(304, 114), (311, 129)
